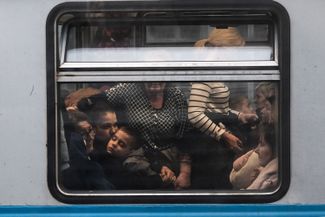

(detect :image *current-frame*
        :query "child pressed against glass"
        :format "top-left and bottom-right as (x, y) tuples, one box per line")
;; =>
(106, 126), (135, 158)
(247, 127), (278, 190)
(229, 149), (261, 189)
(230, 126), (278, 190)
(228, 96), (260, 189)
(230, 82), (279, 190)
(92, 126), (175, 189)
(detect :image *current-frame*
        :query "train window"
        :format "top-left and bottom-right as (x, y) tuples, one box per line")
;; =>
(47, 1), (290, 203)
(59, 14), (275, 68)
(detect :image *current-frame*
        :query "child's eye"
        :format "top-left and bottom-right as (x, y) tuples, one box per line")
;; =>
(100, 123), (112, 129)
(111, 136), (117, 141)
(118, 141), (126, 148)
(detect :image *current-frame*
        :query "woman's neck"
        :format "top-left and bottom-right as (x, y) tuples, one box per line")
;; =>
(148, 93), (164, 109)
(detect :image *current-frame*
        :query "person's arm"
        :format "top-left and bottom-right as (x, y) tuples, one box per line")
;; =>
(77, 83), (127, 111)
(188, 82), (226, 141)
(205, 109), (240, 125)
(173, 87), (190, 139)
(233, 150), (254, 171)
(247, 158), (278, 190)
(174, 153), (191, 190)
(230, 151), (261, 189)
(206, 107), (258, 127)
(238, 112), (259, 125)
(189, 83), (243, 152)
(221, 131), (243, 153)
(65, 87), (102, 111)
(76, 92), (106, 111)
(260, 173), (278, 189)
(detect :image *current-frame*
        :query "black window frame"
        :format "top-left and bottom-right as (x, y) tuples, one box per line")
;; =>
(46, 0), (290, 204)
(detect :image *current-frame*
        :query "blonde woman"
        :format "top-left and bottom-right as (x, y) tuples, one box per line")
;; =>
(189, 27), (258, 153)
(188, 28), (258, 189)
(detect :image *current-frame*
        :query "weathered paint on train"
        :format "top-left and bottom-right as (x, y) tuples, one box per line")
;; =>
(0, 0), (325, 208)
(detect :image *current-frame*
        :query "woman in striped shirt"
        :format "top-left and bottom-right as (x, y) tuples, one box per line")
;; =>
(188, 28), (258, 153)
(188, 28), (259, 189)
(188, 82), (258, 153)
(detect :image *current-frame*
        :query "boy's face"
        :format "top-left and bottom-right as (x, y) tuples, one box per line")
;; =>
(96, 111), (118, 138)
(106, 129), (134, 158)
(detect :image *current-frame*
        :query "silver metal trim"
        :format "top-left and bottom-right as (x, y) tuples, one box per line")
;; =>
(274, 25), (279, 64)
(55, 186), (281, 197)
(57, 70), (280, 82)
(60, 24), (68, 66)
(60, 61), (278, 69)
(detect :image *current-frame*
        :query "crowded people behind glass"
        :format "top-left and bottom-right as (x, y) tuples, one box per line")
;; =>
(75, 82), (192, 190)
(230, 82), (278, 190)
(62, 89), (178, 190)
(60, 82), (278, 190)
(188, 27), (259, 189)
(58, 26), (279, 191)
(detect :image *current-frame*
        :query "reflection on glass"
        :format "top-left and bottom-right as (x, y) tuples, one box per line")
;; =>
(58, 81), (279, 192)
(59, 11), (273, 63)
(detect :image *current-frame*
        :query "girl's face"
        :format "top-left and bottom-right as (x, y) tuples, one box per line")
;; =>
(260, 100), (273, 124)
(255, 136), (273, 166)
(255, 90), (267, 110)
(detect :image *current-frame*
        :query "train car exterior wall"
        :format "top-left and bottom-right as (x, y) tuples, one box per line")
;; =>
(0, 0), (324, 211)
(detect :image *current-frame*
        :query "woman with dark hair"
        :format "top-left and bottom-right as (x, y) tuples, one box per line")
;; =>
(246, 126), (278, 190)
(230, 81), (279, 190)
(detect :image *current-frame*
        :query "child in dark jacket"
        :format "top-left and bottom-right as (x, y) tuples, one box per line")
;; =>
(91, 126), (172, 189)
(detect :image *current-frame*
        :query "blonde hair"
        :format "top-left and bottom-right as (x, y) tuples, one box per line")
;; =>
(255, 82), (276, 99)
(194, 39), (208, 47)
(195, 27), (245, 47)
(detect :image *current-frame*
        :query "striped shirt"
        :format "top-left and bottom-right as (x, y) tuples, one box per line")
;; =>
(188, 82), (239, 140)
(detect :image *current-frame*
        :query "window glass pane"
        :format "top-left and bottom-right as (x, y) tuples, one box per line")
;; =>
(59, 81), (279, 192)
(59, 12), (274, 64)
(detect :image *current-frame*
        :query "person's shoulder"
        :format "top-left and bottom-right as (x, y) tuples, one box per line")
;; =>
(106, 83), (138, 97)
(259, 158), (278, 176)
(110, 82), (132, 90)
(265, 158), (278, 170)
(69, 132), (84, 144)
(207, 82), (226, 88)
(191, 82), (226, 91)
(127, 147), (145, 157)
(168, 86), (185, 98)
